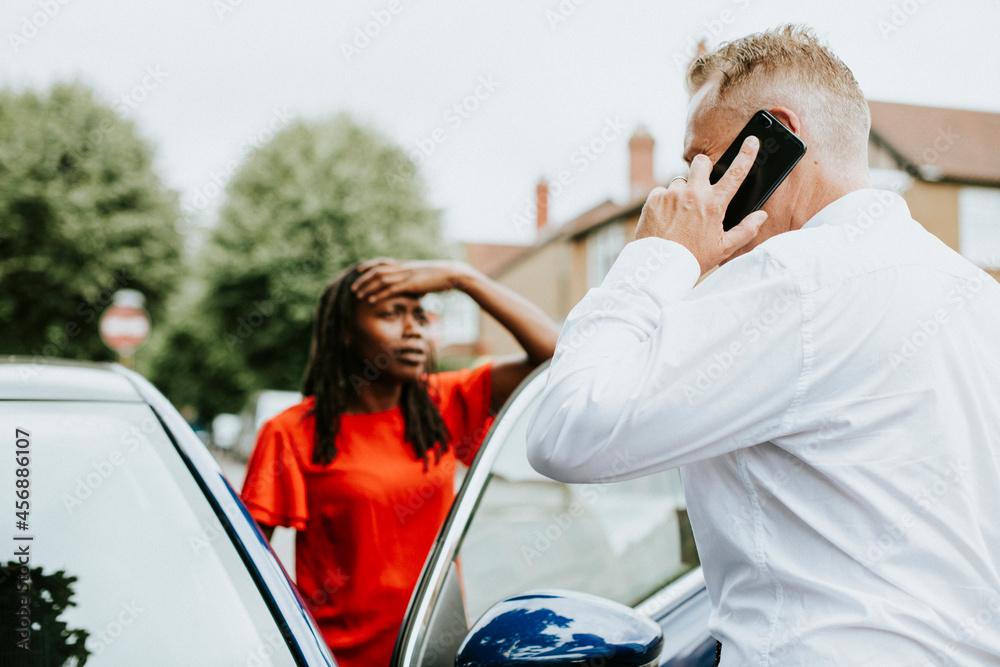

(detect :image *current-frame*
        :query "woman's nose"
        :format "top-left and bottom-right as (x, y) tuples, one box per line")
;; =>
(402, 314), (423, 337)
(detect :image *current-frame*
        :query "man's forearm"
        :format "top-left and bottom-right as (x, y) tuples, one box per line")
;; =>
(526, 239), (702, 482)
(526, 236), (802, 483)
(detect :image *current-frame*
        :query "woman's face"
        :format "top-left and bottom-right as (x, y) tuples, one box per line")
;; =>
(348, 293), (430, 384)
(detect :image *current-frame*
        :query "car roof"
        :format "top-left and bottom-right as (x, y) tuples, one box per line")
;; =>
(0, 357), (145, 402)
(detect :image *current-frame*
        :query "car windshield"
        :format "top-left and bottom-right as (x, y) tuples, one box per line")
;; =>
(0, 401), (296, 666)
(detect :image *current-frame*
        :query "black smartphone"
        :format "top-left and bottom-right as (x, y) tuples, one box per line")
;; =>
(709, 110), (807, 231)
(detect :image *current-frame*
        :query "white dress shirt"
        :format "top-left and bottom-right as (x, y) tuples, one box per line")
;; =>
(526, 189), (1000, 666)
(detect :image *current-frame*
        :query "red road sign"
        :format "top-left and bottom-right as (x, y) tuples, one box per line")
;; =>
(99, 290), (150, 354)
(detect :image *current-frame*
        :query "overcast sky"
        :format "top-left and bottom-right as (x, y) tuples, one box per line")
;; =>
(3, 0), (998, 247)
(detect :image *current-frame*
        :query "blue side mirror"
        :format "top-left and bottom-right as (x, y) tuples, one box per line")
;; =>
(455, 590), (664, 667)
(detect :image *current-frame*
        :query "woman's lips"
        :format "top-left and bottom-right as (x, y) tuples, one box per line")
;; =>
(396, 347), (427, 364)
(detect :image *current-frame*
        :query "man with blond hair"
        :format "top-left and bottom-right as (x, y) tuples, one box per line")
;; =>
(527, 25), (1000, 665)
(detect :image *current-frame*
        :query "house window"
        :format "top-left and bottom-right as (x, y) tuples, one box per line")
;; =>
(422, 291), (480, 348)
(959, 187), (1000, 269)
(587, 223), (626, 288)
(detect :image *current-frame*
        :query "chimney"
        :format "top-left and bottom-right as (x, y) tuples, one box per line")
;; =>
(536, 178), (548, 233)
(628, 125), (655, 200)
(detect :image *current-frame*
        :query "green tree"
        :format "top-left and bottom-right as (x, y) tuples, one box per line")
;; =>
(150, 113), (444, 418)
(0, 83), (182, 360)
(144, 279), (251, 420)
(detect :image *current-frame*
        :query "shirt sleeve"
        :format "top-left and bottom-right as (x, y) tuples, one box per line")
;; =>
(240, 417), (309, 531)
(429, 363), (494, 466)
(526, 237), (805, 483)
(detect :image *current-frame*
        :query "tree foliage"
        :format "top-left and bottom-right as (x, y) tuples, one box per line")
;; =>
(0, 562), (90, 665)
(0, 83), (182, 360)
(150, 113), (444, 417)
(143, 280), (251, 419)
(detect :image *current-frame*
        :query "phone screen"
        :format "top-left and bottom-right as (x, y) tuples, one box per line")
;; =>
(709, 110), (807, 231)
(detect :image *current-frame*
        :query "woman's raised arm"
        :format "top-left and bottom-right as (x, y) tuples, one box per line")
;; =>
(351, 258), (558, 409)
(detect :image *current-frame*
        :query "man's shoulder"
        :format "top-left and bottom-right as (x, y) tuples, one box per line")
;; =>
(752, 195), (972, 293)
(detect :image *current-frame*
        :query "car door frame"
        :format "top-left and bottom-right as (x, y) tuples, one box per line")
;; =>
(391, 364), (549, 666)
(391, 363), (716, 666)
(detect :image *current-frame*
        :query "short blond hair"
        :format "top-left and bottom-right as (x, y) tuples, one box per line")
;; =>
(687, 25), (870, 168)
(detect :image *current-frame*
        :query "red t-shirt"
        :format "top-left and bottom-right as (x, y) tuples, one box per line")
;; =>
(240, 364), (493, 667)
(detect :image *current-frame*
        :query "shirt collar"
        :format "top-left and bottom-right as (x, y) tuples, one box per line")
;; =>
(801, 188), (910, 230)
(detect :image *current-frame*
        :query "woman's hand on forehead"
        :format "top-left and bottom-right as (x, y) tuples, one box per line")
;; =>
(351, 259), (470, 304)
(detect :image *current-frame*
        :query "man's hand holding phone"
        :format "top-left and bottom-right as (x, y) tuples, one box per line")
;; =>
(634, 135), (768, 275)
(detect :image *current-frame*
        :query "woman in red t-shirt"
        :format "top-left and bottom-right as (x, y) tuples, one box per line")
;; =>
(240, 258), (557, 667)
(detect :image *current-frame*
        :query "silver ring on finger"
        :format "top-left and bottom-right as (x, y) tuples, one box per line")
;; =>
(669, 176), (687, 186)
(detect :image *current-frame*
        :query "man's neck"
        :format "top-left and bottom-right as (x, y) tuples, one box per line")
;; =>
(789, 166), (871, 232)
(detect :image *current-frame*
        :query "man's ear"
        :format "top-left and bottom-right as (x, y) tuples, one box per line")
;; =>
(767, 107), (802, 135)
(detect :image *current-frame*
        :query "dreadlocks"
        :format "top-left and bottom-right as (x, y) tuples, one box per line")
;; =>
(301, 263), (451, 466)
